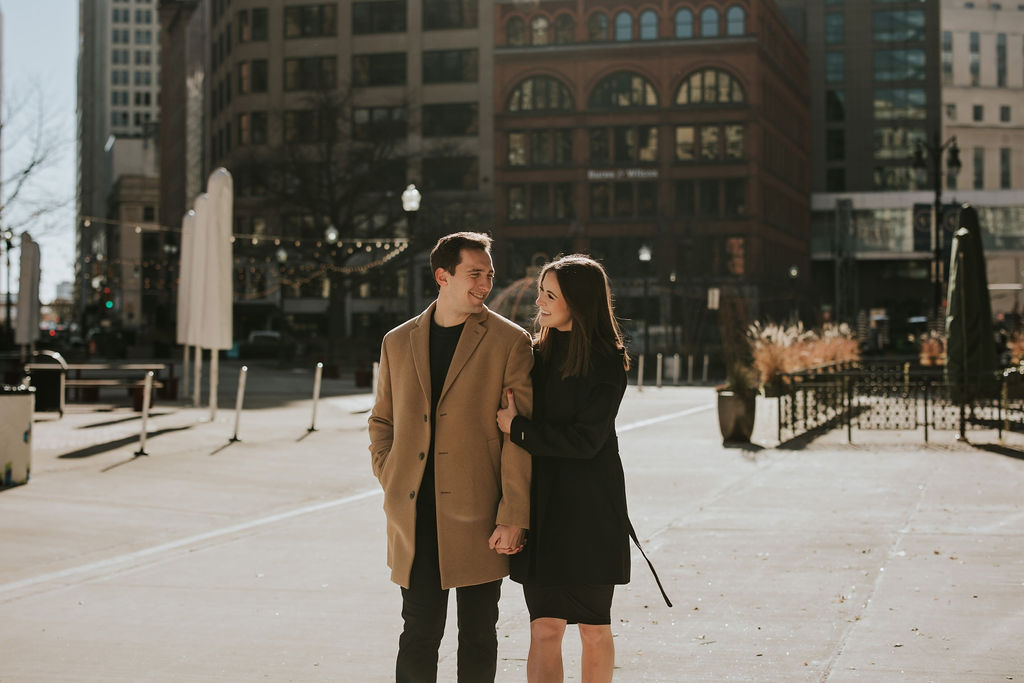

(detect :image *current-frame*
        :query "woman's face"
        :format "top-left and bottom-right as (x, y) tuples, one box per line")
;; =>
(537, 271), (572, 332)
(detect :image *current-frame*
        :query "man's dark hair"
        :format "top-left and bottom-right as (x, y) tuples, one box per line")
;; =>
(429, 232), (492, 279)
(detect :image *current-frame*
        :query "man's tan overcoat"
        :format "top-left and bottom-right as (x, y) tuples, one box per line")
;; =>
(368, 303), (534, 589)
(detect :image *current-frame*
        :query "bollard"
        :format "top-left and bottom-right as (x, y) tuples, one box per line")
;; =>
(182, 345), (191, 400)
(229, 365), (248, 443)
(637, 354), (645, 391)
(656, 353), (663, 388)
(671, 353), (681, 385)
(687, 354), (694, 384)
(193, 346), (202, 407)
(702, 354), (709, 383)
(135, 372), (154, 456)
(309, 362), (323, 433)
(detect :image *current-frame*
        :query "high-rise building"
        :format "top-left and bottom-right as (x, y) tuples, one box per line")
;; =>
(76, 0), (163, 337)
(492, 0), (810, 354)
(941, 0), (1024, 316)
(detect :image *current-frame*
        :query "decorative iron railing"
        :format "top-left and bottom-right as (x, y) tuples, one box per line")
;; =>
(775, 361), (1024, 444)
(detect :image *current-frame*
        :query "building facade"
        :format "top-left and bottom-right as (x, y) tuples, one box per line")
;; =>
(77, 0), (163, 333)
(492, 0), (810, 357)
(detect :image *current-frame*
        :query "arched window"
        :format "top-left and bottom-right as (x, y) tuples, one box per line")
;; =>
(506, 17), (526, 47)
(701, 7), (719, 37)
(675, 68), (745, 105)
(614, 12), (633, 41)
(675, 9), (693, 38)
(508, 76), (575, 112)
(589, 71), (659, 108)
(640, 10), (658, 40)
(531, 16), (550, 45)
(554, 14), (575, 44)
(588, 12), (609, 41)
(726, 6), (745, 36)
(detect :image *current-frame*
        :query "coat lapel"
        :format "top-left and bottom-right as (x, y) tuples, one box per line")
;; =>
(438, 308), (489, 405)
(409, 304), (433, 405)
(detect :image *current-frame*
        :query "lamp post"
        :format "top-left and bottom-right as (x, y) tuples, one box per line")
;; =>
(2, 228), (12, 348)
(913, 133), (962, 318)
(787, 264), (800, 324)
(401, 184), (421, 318)
(638, 243), (652, 360)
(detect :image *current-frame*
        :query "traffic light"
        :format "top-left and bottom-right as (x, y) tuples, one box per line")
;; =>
(103, 287), (114, 310)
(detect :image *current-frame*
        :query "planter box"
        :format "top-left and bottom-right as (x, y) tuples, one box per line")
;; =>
(717, 390), (755, 444)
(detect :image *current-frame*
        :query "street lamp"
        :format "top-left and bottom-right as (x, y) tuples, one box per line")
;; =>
(638, 243), (652, 360)
(787, 264), (800, 323)
(401, 184), (421, 318)
(2, 228), (13, 347)
(913, 133), (962, 318)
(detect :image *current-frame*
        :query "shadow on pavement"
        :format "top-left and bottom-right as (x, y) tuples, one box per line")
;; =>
(973, 442), (1024, 462)
(78, 413), (174, 429)
(59, 426), (194, 461)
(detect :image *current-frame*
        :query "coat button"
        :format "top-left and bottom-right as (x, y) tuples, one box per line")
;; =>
(409, 491), (415, 499)
(423, 414), (428, 422)
(419, 452), (425, 460)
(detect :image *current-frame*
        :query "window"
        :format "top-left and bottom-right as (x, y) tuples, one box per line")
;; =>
(353, 106), (407, 140)
(284, 5), (338, 38)
(284, 56), (337, 90)
(422, 49), (477, 83)
(675, 180), (695, 216)
(1001, 148), (1011, 189)
(946, 103), (957, 121)
(942, 31), (953, 85)
(874, 49), (925, 81)
(423, 103), (478, 137)
(589, 182), (658, 219)
(974, 147), (985, 189)
(826, 168), (845, 192)
(825, 12), (844, 44)
(676, 68), (745, 105)
(826, 129), (845, 161)
(590, 72), (658, 108)
(588, 12), (609, 41)
(353, 0), (406, 34)
(251, 8), (268, 40)
(872, 10), (925, 42)
(639, 10), (657, 40)
(701, 8), (718, 37)
(614, 12), (632, 41)
(590, 126), (657, 164)
(284, 110), (325, 143)
(507, 76), (574, 111)
(423, 0), (477, 30)
(826, 52), (845, 83)
(874, 88), (926, 119)
(554, 15), (574, 44)
(998, 33), (1007, 86)
(507, 18), (526, 46)
(974, 105), (984, 122)
(726, 6), (745, 36)
(872, 126), (925, 159)
(508, 184), (573, 222)
(1002, 105), (1011, 122)
(531, 16), (549, 45)
(826, 90), (845, 121)
(970, 32), (980, 86)
(508, 186), (526, 221)
(422, 156), (478, 191)
(675, 9), (693, 38)
(351, 53), (404, 87)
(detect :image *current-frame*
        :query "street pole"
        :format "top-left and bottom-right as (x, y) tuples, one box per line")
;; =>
(3, 229), (13, 347)
(638, 243), (652, 361)
(931, 132), (944, 319)
(401, 184), (422, 320)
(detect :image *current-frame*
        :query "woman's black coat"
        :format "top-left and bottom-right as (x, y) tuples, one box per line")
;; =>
(508, 331), (631, 586)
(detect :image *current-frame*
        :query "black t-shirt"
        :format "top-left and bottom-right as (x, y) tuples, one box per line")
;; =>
(419, 318), (464, 518)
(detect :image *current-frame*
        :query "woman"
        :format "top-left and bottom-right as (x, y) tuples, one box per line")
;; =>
(496, 254), (631, 682)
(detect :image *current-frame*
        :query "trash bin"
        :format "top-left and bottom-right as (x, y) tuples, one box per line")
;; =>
(24, 350), (67, 416)
(0, 384), (34, 487)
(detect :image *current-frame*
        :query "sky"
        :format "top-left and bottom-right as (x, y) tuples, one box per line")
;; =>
(1, 1), (78, 303)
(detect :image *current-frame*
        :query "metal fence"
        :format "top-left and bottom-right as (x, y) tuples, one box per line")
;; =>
(776, 362), (1024, 444)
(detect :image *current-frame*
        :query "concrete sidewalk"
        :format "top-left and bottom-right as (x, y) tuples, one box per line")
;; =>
(1, 377), (1023, 681)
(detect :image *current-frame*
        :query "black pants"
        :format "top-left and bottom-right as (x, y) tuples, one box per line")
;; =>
(396, 483), (501, 683)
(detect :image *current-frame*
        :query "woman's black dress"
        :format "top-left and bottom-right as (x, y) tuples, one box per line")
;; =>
(508, 330), (630, 624)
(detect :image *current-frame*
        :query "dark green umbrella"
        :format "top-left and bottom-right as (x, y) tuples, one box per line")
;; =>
(945, 204), (998, 408)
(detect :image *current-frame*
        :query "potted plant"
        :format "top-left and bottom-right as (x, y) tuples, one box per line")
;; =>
(716, 362), (758, 444)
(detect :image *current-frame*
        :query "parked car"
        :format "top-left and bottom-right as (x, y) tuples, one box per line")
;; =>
(238, 330), (294, 360)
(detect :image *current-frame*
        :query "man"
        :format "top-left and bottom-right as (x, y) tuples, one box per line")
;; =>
(368, 232), (534, 682)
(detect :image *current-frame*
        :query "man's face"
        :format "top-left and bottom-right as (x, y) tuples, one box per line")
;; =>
(437, 248), (494, 319)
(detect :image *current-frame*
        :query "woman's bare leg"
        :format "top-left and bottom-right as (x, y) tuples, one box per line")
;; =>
(527, 617), (567, 683)
(578, 624), (614, 683)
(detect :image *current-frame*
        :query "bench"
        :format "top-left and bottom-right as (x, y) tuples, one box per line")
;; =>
(24, 362), (168, 413)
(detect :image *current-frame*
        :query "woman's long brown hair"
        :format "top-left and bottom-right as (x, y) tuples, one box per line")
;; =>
(534, 254), (631, 378)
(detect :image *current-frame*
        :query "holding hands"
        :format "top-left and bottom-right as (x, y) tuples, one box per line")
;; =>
(496, 389), (517, 434)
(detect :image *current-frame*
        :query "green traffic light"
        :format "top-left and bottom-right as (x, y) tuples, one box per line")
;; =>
(105, 300), (114, 309)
